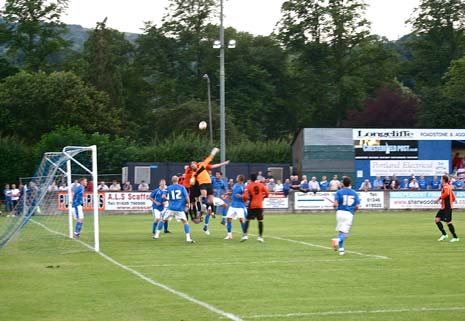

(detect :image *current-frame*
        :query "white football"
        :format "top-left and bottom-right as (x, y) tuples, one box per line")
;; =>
(199, 121), (207, 130)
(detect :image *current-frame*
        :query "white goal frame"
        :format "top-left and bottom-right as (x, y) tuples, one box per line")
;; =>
(63, 145), (100, 252)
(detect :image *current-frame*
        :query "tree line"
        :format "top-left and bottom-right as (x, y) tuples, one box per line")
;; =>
(1, 0), (465, 183)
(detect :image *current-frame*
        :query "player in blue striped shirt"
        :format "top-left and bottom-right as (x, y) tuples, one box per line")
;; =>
(72, 178), (87, 238)
(149, 179), (169, 238)
(331, 176), (360, 255)
(224, 175), (247, 240)
(153, 176), (194, 243)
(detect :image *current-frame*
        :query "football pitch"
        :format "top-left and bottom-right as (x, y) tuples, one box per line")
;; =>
(1, 211), (464, 321)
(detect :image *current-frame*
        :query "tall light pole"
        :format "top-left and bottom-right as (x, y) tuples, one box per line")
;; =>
(219, 0), (226, 173)
(203, 74), (213, 145)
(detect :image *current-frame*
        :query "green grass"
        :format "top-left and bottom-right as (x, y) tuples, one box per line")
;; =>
(1, 211), (464, 321)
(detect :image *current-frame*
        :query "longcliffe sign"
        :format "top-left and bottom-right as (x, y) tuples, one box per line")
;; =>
(353, 129), (465, 141)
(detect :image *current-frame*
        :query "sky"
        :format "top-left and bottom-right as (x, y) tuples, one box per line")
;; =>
(0, 0), (420, 40)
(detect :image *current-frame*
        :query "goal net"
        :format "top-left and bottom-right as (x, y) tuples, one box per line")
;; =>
(0, 146), (99, 252)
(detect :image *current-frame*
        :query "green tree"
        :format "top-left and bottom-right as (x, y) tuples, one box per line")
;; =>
(405, 0), (465, 88)
(80, 18), (134, 109)
(278, 0), (397, 127)
(0, 71), (122, 141)
(443, 54), (465, 102)
(160, 0), (217, 102)
(417, 55), (465, 128)
(0, 135), (35, 183)
(34, 126), (138, 174)
(1, 0), (70, 71)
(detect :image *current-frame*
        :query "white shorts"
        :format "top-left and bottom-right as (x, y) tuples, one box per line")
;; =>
(213, 197), (225, 207)
(226, 207), (246, 220)
(163, 210), (187, 222)
(336, 210), (354, 234)
(152, 208), (165, 220)
(73, 205), (84, 220)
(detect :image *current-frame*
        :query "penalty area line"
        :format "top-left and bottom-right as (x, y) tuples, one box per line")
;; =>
(256, 234), (391, 260)
(30, 219), (245, 321)
(240, 306), (465, 319)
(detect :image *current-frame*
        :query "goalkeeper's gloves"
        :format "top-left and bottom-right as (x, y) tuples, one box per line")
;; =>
(210, 147), (220, 157)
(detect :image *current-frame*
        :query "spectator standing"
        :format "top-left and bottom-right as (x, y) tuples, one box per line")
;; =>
(417, 176), (427, 190)
(137, 180), (149, 191)
(267, 178), (276, 192)
(320, 176), (329, 191)
(10, 184), (20, 210)
(47, 182), (58, 192)
(86, 180), (94, 192)
(97, 181), (109, 191)
(453, 176), (464, 190)
(58, 182), (68, 191)
(283, 179), (291, 196)
(400, 178), (410, 189)
(123, 181), (133, 191)
(452, 152), (463, 172)
(391, 175), (400, 190)
(409, 178), (420, 190)
(274, 180), (284, 193)
(290, 175), (301, 190)
(382, 176), (392, 190)
(359, 179), (372, 191)
(266, 171), (274, 179)
(257, 171), (265, 182)
(372, 176), (383, 190)
(3, 184), (12, 214)
(109, 180), (121, 191)
(308, 177), (320, 193)
(329, 175), (341, 191)
(429, 176), (441, 190)
(299, 179), (310, 193)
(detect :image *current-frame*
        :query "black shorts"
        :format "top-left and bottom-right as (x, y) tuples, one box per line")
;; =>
(436, 208), (453, 222)
(247, 208), (264, 221)
(190, 184), (201, 201)
(199, 183), (213, 196)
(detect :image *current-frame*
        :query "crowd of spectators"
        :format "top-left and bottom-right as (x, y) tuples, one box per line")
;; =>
(2, 152), (465, 215)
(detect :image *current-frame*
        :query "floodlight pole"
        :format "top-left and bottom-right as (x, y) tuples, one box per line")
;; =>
(219, 0), (226, 175)
(203, 74), (213, 144)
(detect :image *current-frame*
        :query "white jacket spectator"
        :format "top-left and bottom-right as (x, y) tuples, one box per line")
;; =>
(138, 180), (150, 191)
(97, 181), (109, 191)
(109, 180), (121, 191)
(359, 179), (372, 191)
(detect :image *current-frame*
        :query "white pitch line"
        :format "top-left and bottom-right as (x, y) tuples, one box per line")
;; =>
(241, 306), (465, 319)
(30, 219), (244, 321)
(253, 234), (390, 260)
(127, 258), (364, 268)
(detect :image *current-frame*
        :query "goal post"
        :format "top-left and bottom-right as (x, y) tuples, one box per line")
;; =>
(0, 145), (100, 252)
(63, 145), (99, 252)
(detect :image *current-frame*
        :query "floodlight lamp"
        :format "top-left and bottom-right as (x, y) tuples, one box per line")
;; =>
(213, 40), (221, 49)
(228, 39), (236, 48)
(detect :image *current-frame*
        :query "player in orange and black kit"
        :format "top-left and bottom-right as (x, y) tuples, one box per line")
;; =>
(242, 173), (269, 242)
(434, 175), (459, 242)
(190, 147), (230, 235)
(181, 165), (201, 222)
